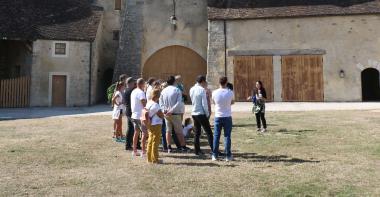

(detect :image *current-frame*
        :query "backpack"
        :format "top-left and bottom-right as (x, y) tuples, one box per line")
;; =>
(106, 83), (117, 104)
(141, 105), (154, 127)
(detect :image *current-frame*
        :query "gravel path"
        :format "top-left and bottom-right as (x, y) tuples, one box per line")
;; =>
(1, 102), (380, 120)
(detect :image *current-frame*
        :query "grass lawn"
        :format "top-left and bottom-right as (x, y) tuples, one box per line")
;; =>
(0, 110), (379, 196)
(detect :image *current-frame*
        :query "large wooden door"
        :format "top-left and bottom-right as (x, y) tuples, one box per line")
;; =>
(281, 55), (324, 101)
(0, 76), (30, 108)
(143, 45), (207, 94)
(52, 75), (67, 107)
(234, 56), (274, 102)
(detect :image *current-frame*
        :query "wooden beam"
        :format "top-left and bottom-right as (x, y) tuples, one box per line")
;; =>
(228, 49), (326, 57)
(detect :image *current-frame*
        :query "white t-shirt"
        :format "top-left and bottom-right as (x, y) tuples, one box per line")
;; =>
(212, 88), (234, 118)
(113, 91), (125, 110)
(131, 88), (146, 119)
(112, 91), (125, 120)
(182, 124), (193, 137)
(146, 101), (163, 125)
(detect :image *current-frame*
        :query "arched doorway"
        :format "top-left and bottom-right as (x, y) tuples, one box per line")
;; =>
(361, 68), (380, 101)
(143, 45), (207, 94)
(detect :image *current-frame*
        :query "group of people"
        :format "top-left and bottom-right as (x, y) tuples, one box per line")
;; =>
(111, 74), (268, 164)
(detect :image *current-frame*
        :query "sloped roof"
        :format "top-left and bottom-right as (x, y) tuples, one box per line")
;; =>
(0, 0), (103, 41)
(208, 0), (380, 20)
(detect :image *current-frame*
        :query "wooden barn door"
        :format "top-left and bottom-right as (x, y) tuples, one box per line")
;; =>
(0, 76), (30, 108)
(52, 75), (67, 107)
(143, 45), (207, 95)
(281, 55), (324, 101)
(234, 56), (274, 102)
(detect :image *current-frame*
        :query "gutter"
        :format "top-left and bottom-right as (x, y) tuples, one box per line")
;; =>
(88, 42), (93, 106)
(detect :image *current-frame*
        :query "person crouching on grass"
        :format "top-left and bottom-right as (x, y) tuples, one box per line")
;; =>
(112, 82), (126, 142)
(146, 89), (164, 164)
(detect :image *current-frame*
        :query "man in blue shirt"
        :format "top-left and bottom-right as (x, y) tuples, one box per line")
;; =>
(189, 75), (213, 156)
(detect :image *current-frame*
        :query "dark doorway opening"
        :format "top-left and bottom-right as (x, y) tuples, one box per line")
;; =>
(0, 40), (32, 108)
(0, 40), (32, 79)
(100, 68), (114, 103)
(361, 68), (380, 101)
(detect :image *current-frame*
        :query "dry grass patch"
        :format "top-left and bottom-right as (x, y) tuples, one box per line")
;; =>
(0, 111), (379, 196)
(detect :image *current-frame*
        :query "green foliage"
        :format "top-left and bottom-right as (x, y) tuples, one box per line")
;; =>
(106, 83), (116, 104)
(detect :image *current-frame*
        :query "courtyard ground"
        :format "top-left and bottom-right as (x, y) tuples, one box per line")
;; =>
(0, 108), (380, 196)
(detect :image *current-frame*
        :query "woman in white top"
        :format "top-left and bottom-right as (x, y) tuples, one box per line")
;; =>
(112, 82), (126, 142)
(146, 89), (164, 164)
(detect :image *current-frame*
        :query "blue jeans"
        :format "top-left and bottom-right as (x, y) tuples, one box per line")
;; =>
(212, 117), (232, 158)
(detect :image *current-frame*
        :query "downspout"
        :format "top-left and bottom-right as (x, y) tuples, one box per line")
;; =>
(88, 42), (93, 106)
(224, 20), (227, 76)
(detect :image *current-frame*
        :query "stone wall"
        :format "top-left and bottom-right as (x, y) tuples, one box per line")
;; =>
(114, 0), (144, 80)
(92, 0), (122, 101)
(91, 17), (104, 104)
(207, 20), (226, 89)
(31, 40), (92, 107)
(114, 0), (208, 81)
(142, 0), (208, 66)
(92, 0), (121, 70)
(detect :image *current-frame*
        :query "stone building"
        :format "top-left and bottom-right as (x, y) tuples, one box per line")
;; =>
(0, 0), (123, 107)
(115, 0), (380, 102)
(91, 0), (124, 101)
(207, 0), (380, 101)
(0, 0), (102, 107)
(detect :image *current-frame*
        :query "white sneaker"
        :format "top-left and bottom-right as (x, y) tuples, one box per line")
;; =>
(131, 151), (139, 157)
(261, 128), (267, 133)
(140, 152), (146, 158)
(256, 128), (261, 132)
(211, 155), (217, 161)
(225, 156), (233, 162)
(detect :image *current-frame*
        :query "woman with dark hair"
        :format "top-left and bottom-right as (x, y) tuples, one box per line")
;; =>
(247, 81), (267, 132)
(226, 82), (234, 91)
(112, 82), (126, 142)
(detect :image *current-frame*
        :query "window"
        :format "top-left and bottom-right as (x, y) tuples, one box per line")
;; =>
(55, 43), (66, 55)
(115, 0), (121, 10)
(113, 30), (120, 41)
(52, 41), (69, 57)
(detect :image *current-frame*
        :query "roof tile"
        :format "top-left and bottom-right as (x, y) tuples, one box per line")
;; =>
(0, 0), (103, 41)
(208, 0), (380, 19)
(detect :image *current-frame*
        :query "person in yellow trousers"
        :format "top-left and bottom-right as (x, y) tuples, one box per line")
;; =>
(146, 89), (164, 164)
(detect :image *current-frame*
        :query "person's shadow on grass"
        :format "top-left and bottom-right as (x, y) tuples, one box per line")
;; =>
(165, 152), (319, 164)
(162, 162), (220, 167)
(233, 152), (320, 163)
(163, 154), (238, 167)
